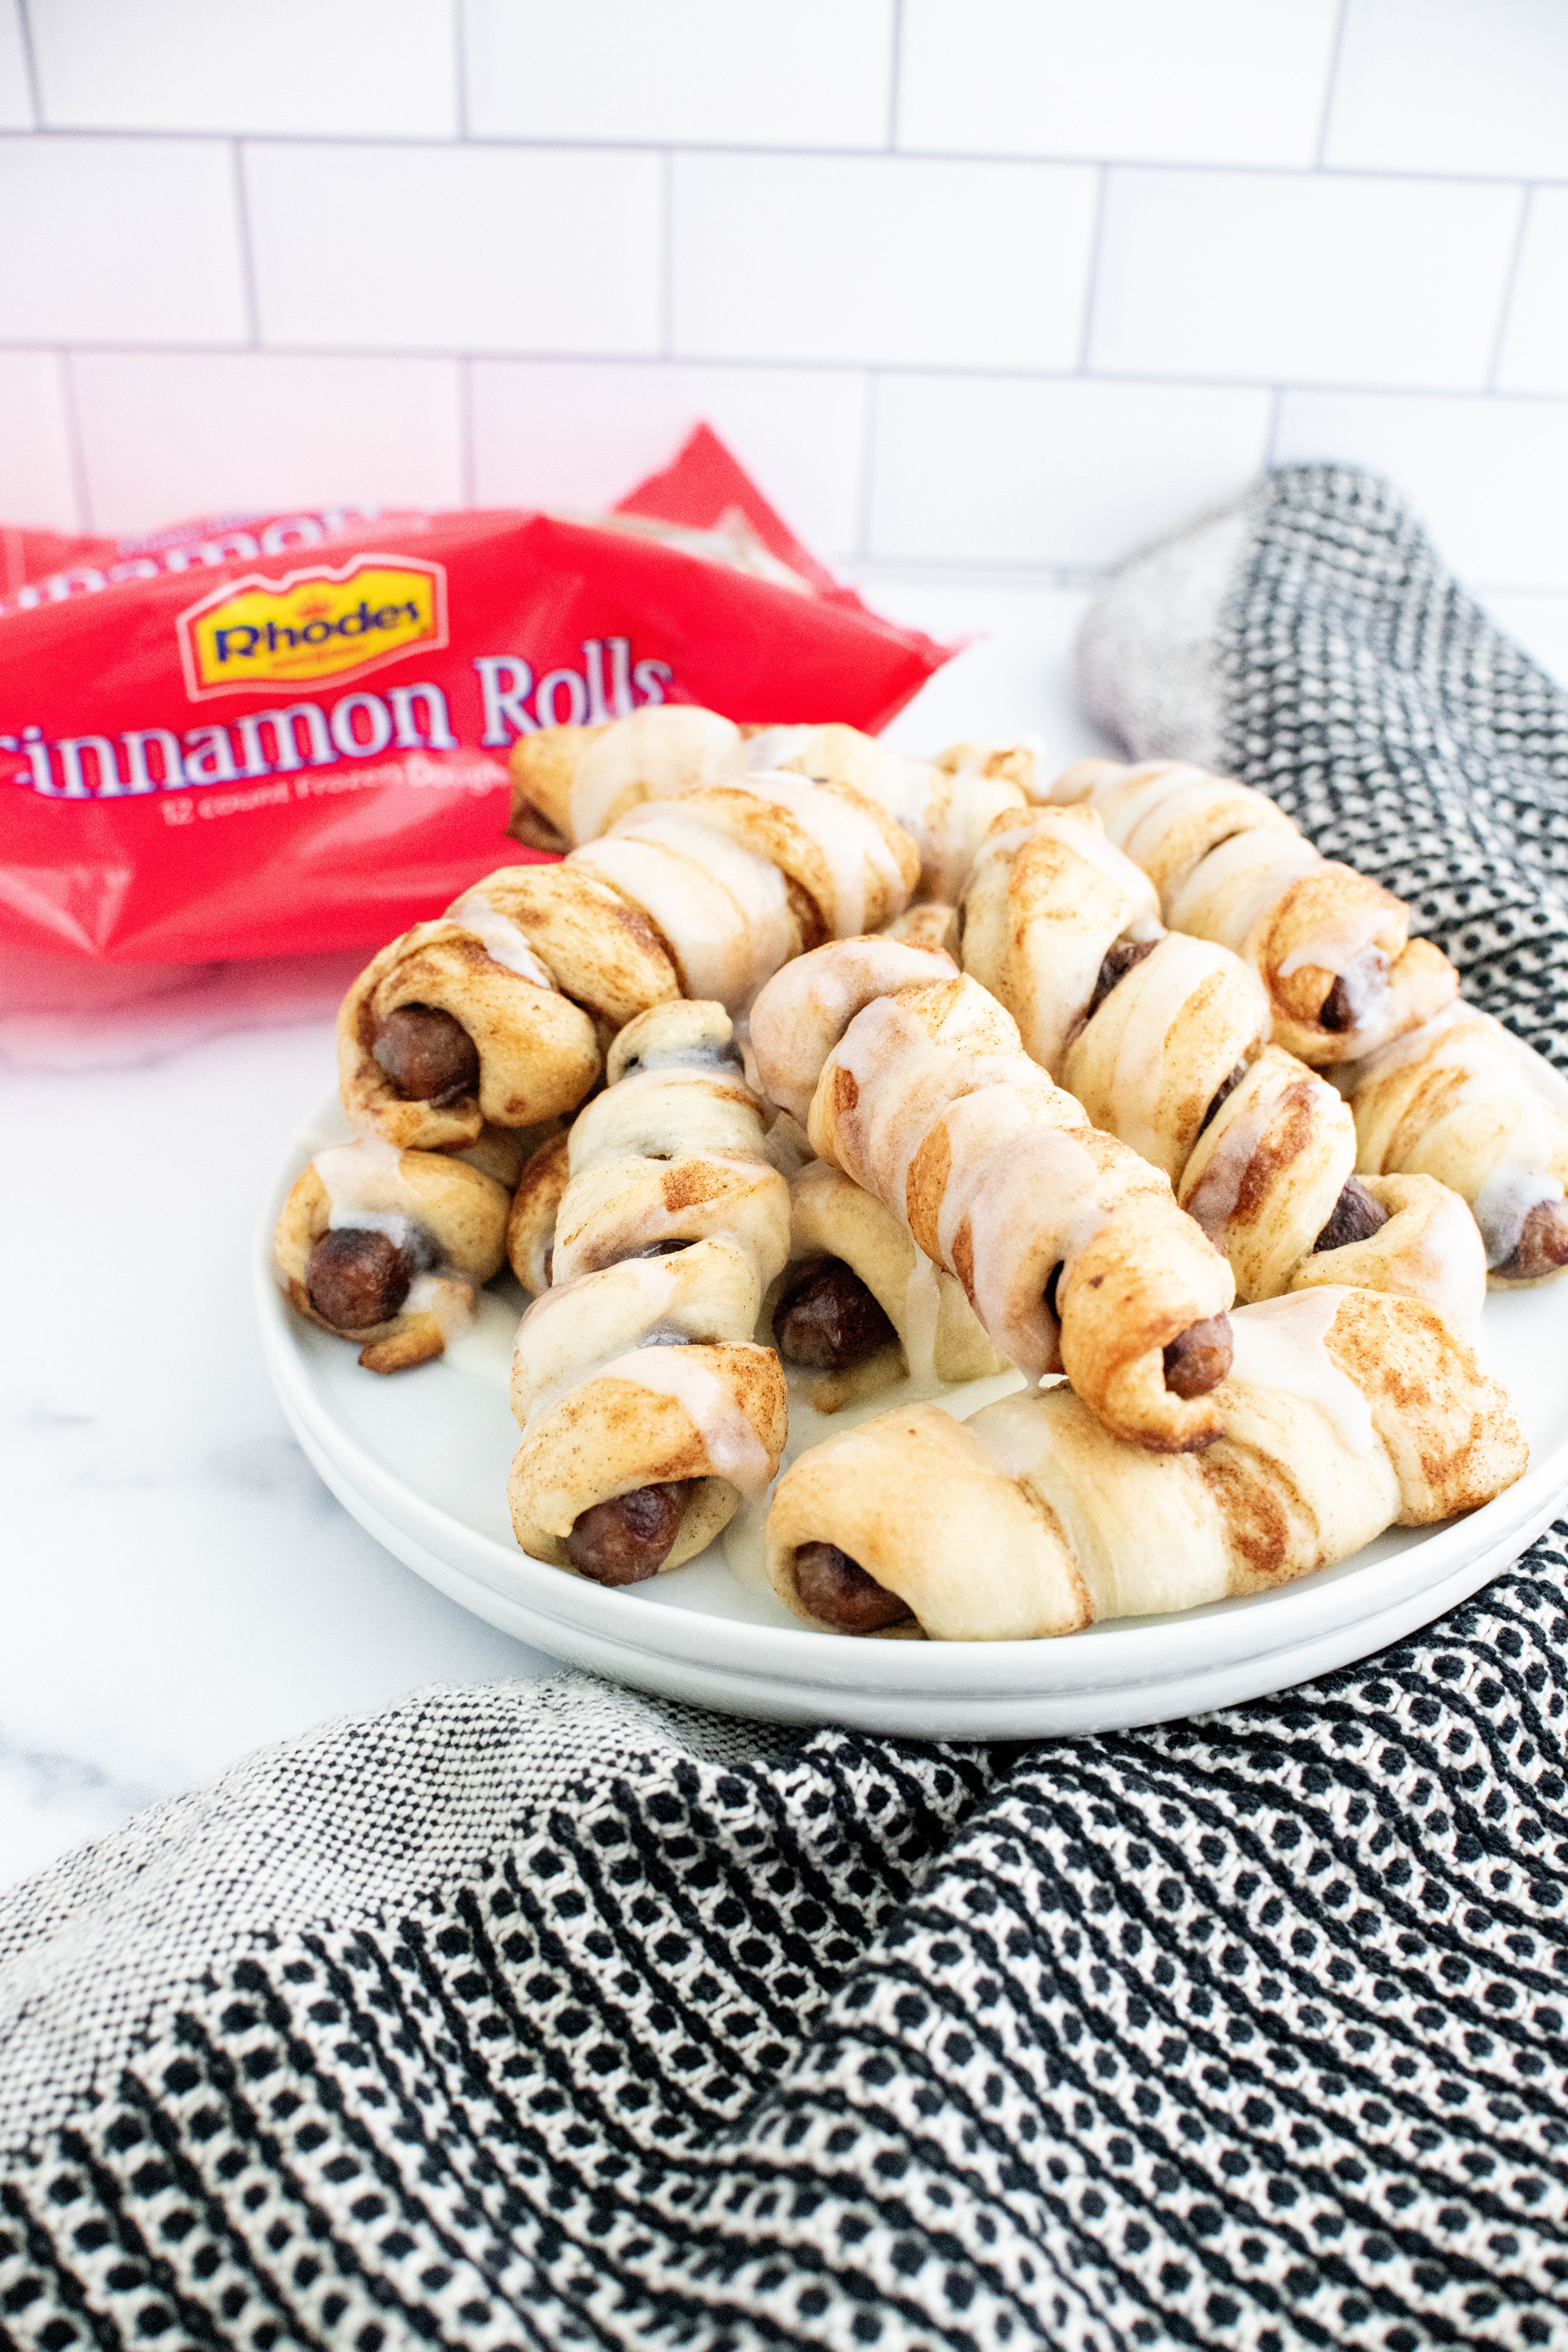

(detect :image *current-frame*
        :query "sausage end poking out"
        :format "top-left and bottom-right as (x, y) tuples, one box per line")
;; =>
(775, 1258), (899, 1371)
(567, 1480), (694, 1584)
(1496, 1198), (1568, 1283)
(1163, 1313), (1233, 1399)
(1084, 935), (1158, 1023)
(1314, 1176), (1390, 1255)
(306, 1228), (414, 1329)
(373, 1004), (480, 1103)
(1318, 948), (1390, 1035)
(794, 1540), (913, 1632)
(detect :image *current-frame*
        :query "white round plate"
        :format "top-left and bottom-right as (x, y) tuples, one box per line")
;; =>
(259, 1071), (1568, 1739)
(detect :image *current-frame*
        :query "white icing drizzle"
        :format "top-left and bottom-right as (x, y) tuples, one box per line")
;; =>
(1472, 1163), (1565, 1269)
(900, 1250), (944, 1390)
(1225, 1289), (1375, 1456)
(1089, 760), (1213, 849)
(1277, 910), (1391, 981)
(604, 1343), (773, 1499)
(313, 1137), (418, 1224)
(979, 808), (1159, 919)
(1168, 830), (1320, 944)
(1180, 1083), (1274, 1247)
(404, 1272), (477, 1343)
(1350, 1007), (1565, 1266)
(1347, 1004), (1469, 1088)
(589, 806), (796, 1008)
(727, 725), (814, 777)
(447, 890), (554, 988)
(730, 768), (904, 939)
(1106, 934), (1232, 1170)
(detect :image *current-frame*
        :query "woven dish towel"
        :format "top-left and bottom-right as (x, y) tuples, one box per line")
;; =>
(5, 465), (1568, 2352)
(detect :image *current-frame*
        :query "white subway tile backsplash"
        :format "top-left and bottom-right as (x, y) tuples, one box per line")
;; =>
(0, 353), (78, 528)
(464, 0), (893, 150)
(1091, 169), (1522, 392)
(0, 136), (247, 345)
(898, 0), (1341, 170)
(31, 0), (458, 138)
(869, 374), (1270, 567)
(1495, 191), (1568, 396)
(0, 0), (33, 130)
(1325, 0), (1568, 182)
(246, 143), (661, 354)
(70, 350), (463, 532)
(1274, 391), (1568, 590)
(672, 153), (1097, 371)
(471, 361), (867, 558)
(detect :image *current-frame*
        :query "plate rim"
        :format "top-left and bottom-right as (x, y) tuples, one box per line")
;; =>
(256, 1080), (1568, 1717)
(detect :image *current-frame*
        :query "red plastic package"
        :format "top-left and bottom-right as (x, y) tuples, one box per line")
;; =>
(0, 427), (950, 968)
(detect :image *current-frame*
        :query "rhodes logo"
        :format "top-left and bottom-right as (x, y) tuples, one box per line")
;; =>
(176, 554), (448, 700)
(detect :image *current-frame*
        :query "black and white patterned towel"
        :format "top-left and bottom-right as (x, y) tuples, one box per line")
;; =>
(5, 466), (1568, 2352)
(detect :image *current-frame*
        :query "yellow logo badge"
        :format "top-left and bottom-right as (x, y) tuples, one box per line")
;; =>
(177, 554), (448, 700)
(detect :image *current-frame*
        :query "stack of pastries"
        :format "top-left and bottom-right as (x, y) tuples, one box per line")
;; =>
(273, 703), (1545, 1639)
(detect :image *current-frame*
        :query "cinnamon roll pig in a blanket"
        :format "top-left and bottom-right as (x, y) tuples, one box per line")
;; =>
(768, 1288), (1526, 1638)
(508, 1001), (787, 1585)
(339, 771), (917, 1151)
(1049, 756), (1456, 1067)
(748, 941), (1236, 1452)
(507, 703), (1043, 903)
(960, 806), (1488, 1334)
(274, 1141), (510, 1372)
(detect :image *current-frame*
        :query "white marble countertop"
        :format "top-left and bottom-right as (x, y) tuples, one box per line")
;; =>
(0, 573), (1116, 1895)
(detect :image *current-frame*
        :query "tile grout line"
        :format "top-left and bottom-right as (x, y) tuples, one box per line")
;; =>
(855, 373), (879, 563)
(12, 0), (42, 126)
(1075, 164), (1110, 374)
(1312, 0), (1353, 169)
(7, 338), (1568, 409)
(451, 0), (469, 140)
(659, 150), (674, 357)
(885, 0), (904, 151)
(56, 350), (92, 531)
(0, 120), (1560, 194)
(458, 353), (475, 502)
(230, 140), (262, 347)
(1486, 183), (1534, 394)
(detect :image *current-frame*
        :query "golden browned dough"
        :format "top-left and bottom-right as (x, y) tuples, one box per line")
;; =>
(765, 1287), (1526, 1638)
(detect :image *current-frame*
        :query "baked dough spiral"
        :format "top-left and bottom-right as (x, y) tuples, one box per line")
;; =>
(507, 703), (1041, 903)
(569, 773), (917, 1011)
(766, 1286), (1526, 1639)
(961, 806), (1487, 1334)
(1345, 1007), (1568, 1285)
(342, 770), (916, 1151)
(1050, 757), (1458, 1065)
(274, 1139), (510, 1373)
(769, 1158), (1010, 1413)
(508, 1000), (788, 1582)
(749, 941), (1237, 1452)
(339, 864), (681, 1150)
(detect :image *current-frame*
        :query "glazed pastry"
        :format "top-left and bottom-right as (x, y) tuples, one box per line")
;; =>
(570, 773), (917, 1010)
(766, 1286), (1526, 1639)
(510, 700), (1041, 904)
(749, 943), (1237, 1452)
(961, 807), (1487, 1334)
(508, 1001), (788, 1582)
(508, 704), (742, 852)
(771, 1158), (1010, 1412)
(339, 863), (681, 1150)
(882, 900), (961, 958)
(1049, 758), (1458, 1066)
(1344, 1008), (1568, 1286)
(274, 1138), (510, 1373)
(506, 1129), (573, 1296)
